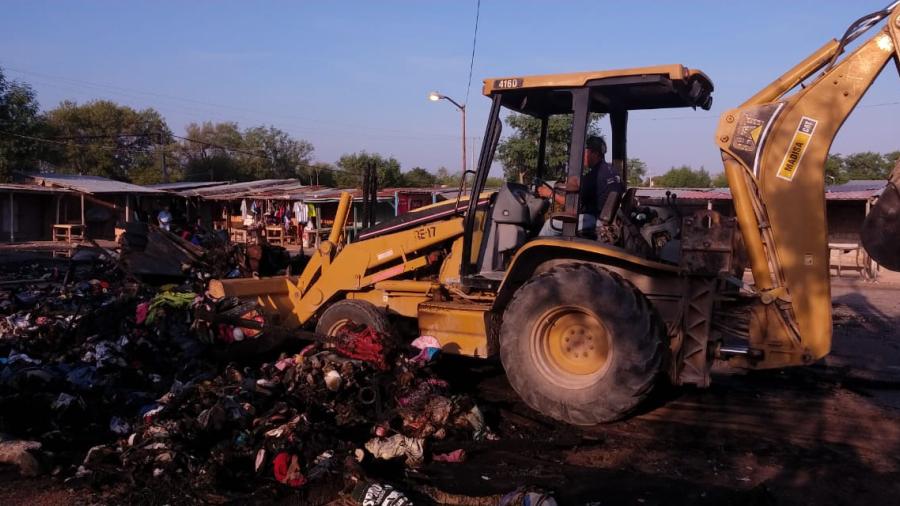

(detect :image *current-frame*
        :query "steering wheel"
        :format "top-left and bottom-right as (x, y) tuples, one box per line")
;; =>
(533, 178), (556, 198)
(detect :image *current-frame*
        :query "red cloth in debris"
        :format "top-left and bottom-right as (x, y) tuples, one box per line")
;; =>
(272, 452), (306, 488)
(333, 327), (389, 370)
(135, 302), (150, 325)
(433, 449), (466, 463)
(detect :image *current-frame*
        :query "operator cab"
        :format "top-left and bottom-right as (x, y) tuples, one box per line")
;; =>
(463, 65), (714, 287)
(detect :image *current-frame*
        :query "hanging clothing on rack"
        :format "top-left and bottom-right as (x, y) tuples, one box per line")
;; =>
(293, 201), (308, 224)
(240, 199), (248, 219)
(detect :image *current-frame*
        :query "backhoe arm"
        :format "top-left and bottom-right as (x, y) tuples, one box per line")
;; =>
(715, 1), (900, 367)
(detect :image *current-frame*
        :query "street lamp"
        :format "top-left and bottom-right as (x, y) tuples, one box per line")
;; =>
(428, 91), (467, 174)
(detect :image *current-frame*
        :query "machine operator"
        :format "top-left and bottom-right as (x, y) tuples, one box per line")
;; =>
(538, 135), (624, 236)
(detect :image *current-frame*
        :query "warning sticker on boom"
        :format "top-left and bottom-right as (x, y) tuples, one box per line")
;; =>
(776, 117), (817, 181)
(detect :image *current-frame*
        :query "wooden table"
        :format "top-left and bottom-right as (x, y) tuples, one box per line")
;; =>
(265, 226), (284, 246)
(52, 224), (84, 243)
(230, 228), (248, 244)
(829, 242), (877, 280)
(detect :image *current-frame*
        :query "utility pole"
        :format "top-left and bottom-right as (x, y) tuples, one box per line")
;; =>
(159, 131), (169, 183)
(429, 92), (466, 174)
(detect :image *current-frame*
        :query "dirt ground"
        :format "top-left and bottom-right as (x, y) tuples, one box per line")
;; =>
(2, 274), (899, 505)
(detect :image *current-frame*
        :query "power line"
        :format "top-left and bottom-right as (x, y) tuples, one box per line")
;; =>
(0, 130), (154, 153)
(464, 0), (481, 106)
(4, 65), (464, 140)
(0, 129), (358, 175)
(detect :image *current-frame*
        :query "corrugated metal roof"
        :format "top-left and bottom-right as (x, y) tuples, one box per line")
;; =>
(145, 181), (231, 191)
(825, 189), (884, 200)
(636, 187), (732, 201)
(176, 179), (299, 198)
(0, 183), (72, 194)
(637, 182), (884, 202)
(160, 178), (449, 202)
(29, 174), (165, 194)
(826, 180), (886, 192)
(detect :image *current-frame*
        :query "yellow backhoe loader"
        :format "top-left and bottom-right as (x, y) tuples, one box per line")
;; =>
(206, 1), (900, 425)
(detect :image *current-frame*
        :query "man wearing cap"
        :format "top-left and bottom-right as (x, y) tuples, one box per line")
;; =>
(538, 135), (624, 237)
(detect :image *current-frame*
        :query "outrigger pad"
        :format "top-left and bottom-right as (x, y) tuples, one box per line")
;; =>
(862, 180), (900, 271)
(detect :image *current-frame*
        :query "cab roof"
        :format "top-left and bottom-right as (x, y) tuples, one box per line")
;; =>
(481, 64), (713, 116)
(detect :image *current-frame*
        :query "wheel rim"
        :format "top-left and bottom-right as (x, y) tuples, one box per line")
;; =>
(530, 305), (612, 389)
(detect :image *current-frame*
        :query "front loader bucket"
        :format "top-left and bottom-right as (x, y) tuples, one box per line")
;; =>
(861, 172), (900, 271)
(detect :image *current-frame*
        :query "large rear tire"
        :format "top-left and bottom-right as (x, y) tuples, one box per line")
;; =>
(315, 299), (393, 337)
(500, 263), (666, 425)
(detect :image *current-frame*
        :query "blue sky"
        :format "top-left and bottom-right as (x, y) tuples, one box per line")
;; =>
(2, 1), (898, 177)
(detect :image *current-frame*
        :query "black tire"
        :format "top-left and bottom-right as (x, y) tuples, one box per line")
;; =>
(315, 299), (393, 337)
(500, 263), (666, 425)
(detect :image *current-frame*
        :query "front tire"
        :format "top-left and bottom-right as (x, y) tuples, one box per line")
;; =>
(315, 299), (393, 337)
(500, 263), (665, 425)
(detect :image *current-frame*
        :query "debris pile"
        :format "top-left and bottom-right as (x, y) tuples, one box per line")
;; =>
(0, 255), (556, 504)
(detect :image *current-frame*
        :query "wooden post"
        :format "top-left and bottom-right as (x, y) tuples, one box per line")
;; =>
(8, 192), (14, 243)
(315, 204), (322, 248)
(80, 194), (85, 226)
(125, 195), (131, 223)
(55, 195), (60, 224)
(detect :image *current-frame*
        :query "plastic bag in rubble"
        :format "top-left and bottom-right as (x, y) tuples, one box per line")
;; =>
(351, 481), (413, 506)
(466, 405), (496, 441)
(272, 452), (306, 488)
(364, 434), (425, 467)
(51, 392), (84, 412)
(7, 351), (41, 365)
(5, 314), (32, 332)
(109, 416), (131, 435)
(499, 488), (557, 506)
(410, 335), (441, 362)
(82, 342), (127, 369)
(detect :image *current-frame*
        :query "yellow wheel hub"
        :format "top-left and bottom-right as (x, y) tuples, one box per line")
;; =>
(531, 306), (612, 387)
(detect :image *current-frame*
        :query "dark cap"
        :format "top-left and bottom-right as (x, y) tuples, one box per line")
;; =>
(585, 135), (607, 154)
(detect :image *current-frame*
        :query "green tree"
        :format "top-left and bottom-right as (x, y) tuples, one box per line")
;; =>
(653, 165), (712, 188)
(335, 152), (402, 188)
(176, 121), (245, 181)
(711, 172), (730, 188)
(401, 167), (437, 187)
(886, 151), (900, 167)
(434, 166), (458, 186)
(496, 113), (604, 184)
(627, 158), (648, 186)
(243, 125), (314, 180)
(45, 100), (170, 182)
(843, 151), (894, 180)
(175, 122), (315, 183)
(307, 161), (336, 186)
(485, 176), (506, 188)
(825, 153), (846, 185)
(0, 68), (44, 181)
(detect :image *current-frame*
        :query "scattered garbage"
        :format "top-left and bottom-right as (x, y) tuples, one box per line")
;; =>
(500, 488), (558, 506)
(0, 250), (555, 504)
(352, 481), (413, 506)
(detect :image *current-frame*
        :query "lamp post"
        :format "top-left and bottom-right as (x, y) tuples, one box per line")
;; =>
(429, 91), (466, 174)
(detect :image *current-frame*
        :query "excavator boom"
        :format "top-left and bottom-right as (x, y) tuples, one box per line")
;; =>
(715, 1), (900, 366)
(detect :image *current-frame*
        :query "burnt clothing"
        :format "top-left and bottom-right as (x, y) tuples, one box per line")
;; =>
(580, 160), (624, 216)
